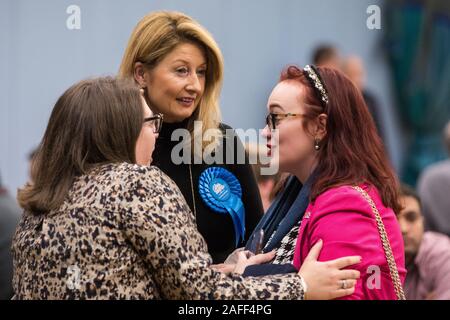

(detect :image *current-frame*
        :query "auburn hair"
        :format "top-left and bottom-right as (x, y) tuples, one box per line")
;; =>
(280, 65), (402, 214)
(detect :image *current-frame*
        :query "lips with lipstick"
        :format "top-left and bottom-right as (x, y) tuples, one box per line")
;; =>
(176, 96), (196, 107)
(266, 143), (272, 156)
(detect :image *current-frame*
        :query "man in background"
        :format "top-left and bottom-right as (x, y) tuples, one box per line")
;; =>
(342, 55), (385, 142)
(312, 44), (341, 70)
(398, 184), (450, 300)
(417, 121), (450, 237)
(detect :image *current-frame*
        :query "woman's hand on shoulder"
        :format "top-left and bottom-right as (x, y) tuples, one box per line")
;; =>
(299, 239), (361, 300)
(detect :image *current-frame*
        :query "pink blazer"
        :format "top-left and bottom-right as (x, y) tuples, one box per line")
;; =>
(292, 185), (406, 300)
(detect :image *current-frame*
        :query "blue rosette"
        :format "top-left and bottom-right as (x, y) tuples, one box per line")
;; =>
(198, 167), (246, 246)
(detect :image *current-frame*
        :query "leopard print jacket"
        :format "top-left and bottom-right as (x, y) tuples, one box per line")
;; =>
(12, 163), (305, 299)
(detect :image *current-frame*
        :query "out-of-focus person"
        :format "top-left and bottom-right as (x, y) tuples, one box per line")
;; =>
(417, 121), (450, 237)
(312, 44), (341, 70)
(0, 174), (21, 300)
(342, 55), (385, 142)
(398, 184), (450, 300)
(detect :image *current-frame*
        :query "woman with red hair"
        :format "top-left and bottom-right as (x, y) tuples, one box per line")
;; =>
(245, 65), (406, 300)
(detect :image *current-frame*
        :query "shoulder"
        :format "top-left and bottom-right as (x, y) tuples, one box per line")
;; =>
(90, 162), (185, 208)
(418, 160), (450, 183)
(117, 162), (182, 195)
(112, 162), (192, 221)
(309, 185), (375, 220)
(418, 231), (450, 262)
(313, 185), (370, 209)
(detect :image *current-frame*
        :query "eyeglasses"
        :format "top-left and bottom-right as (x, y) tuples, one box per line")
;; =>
(265, 113), (306, 130)
(144, 113), (163, 133)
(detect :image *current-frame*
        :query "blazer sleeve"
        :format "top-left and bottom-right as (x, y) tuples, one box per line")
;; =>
(120, 166), (305, 300)
(305, 187), (394, 300)
(428, 250), (450, 300)
(420, 234), (450, 299)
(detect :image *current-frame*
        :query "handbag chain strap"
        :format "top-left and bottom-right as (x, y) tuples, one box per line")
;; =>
(352, 186), (406, 300)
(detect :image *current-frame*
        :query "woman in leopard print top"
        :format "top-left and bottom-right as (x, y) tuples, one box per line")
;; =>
(12, 77), (359, 299)
(13, 162), (307, 299)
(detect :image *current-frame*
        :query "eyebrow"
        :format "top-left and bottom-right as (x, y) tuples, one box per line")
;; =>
(269, 103), (284, 111)
(400, 210), (420, 218)
(172, 59), (207, 66)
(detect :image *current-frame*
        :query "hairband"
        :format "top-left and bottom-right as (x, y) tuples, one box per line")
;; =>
(303, 64), (329, 106)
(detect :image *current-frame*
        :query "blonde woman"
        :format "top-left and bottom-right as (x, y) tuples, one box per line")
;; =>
(119, 11), (264, 263)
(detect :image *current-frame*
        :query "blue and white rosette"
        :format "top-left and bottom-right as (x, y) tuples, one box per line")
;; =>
(198, 167), (245, 246)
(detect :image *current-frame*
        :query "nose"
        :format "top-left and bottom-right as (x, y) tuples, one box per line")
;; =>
(262, 124), (271, 139)
(399, 219), (409, 236)
(186, 73), (202, 94)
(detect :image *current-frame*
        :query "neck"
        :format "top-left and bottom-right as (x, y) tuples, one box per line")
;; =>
(292, 157), (318, 184)
(405, 254), (417, 270)
(158, 118), (190, 139)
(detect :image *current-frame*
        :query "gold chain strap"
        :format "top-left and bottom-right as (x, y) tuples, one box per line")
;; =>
(352, 186), (406, 300)
(188, 164), (197, 218)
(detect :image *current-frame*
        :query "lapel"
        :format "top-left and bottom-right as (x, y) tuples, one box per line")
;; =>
(295, 204), (314, 259)
(264, 180), (312, 251)
(292, 203), (315, 267)
(245, 171), (318, 253)
(245, 176), (301, 252)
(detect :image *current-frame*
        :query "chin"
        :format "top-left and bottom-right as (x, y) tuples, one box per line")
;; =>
(276, 160), (289, 173)
(179, 105), (198, 120)
(167, 112), (194, 123)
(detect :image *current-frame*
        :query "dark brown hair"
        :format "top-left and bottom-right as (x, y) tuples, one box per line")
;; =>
(399, 184), (421, 207)
(312, 45), (338, 66)
(280, 65), (402, 213)
(18, 77), (143, 214)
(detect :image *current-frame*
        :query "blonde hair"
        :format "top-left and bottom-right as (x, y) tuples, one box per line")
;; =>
(119, 11), (224, 153)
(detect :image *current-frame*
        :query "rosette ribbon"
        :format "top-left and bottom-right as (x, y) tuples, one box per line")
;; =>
(198, 167), (245, 246)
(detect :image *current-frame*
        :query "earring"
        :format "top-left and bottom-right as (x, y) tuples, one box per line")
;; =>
(314, 139), (321, 151)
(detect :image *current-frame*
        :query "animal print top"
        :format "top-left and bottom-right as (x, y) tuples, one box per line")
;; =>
(12, 163), (305, 299)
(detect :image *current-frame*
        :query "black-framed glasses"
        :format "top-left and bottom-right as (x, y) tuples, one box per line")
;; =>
(144, 113), (163, 133)
(265, 113), (306, 130)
